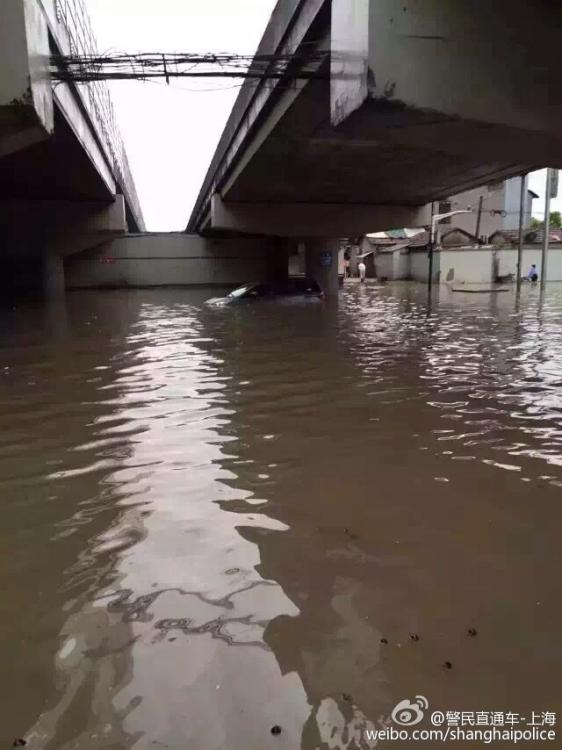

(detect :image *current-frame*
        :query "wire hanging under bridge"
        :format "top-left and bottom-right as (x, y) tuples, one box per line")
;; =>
(50, 50), (332, 84)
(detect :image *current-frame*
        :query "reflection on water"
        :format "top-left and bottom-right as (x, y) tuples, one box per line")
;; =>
(1, 283), (561, 749)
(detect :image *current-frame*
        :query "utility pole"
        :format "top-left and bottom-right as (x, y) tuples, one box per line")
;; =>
(427, 202), (435, 299)
(475, 195), (483, 243)
(427, 207), (473, 299)
(540, 168), (552, 292)
(516, 173), (526, 293)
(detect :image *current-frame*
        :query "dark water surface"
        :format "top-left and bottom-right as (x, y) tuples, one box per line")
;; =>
(1, 283), (561, 749)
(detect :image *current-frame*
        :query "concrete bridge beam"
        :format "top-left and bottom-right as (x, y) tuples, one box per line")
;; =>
(0, 0), (53, 159)
(210, 194), (430, 237)
(332, 0), (562, 167)
(191, 0), (562, 236)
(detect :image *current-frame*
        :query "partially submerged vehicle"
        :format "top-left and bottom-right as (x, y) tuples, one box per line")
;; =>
(205, 278), (324, 306)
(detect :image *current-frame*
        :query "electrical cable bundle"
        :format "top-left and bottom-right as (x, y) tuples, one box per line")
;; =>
(50, 50), (331, 84)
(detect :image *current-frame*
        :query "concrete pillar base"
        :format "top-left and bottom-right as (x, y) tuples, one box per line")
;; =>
(266, 240), (290, 283)
(43, 252), (65, 296)
(305, 239), (340, 297)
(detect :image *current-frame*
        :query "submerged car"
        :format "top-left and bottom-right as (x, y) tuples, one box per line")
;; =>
(205, 277), (324, 306)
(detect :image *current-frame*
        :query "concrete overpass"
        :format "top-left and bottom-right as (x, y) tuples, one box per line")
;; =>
(188, 0), (562, 293)
(0, 0), (144, 293)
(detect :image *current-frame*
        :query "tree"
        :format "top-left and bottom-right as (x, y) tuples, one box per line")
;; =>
(530, 211), (561, 230)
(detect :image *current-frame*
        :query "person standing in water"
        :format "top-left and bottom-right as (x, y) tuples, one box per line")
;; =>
(358, 259), (366, 283)
(527, 264), (538, 283)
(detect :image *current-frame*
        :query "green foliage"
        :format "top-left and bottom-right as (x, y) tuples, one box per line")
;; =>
(530, 212), (561, 230)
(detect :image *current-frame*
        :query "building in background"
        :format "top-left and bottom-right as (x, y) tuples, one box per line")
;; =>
(442, 176), (538, 242)
(352, 175), (540, 281)
(351, 174), (562, 284)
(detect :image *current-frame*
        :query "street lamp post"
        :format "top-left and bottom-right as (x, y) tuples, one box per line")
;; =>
(540, 168), (553, 293)
(516, 173), (527, 294)
(427, 208), (473, 298)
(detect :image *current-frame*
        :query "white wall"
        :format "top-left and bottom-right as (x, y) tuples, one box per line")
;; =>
(440, 248), (496, 284)
(388, 247), (495, 284)
(497, 247), (562, 281)
(394, 249), (410, 279)
(409, 249), (435, 282)
(410, 246), (562, 284)
(65, 234), (282, 288)
(374, 252), (393, 280)
(66, 236), (562, 289)
(376, 249), (410, 280)
(410, 247), (497, 284)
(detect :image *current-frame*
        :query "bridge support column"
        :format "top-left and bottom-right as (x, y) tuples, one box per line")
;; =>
(43, 252), (65, 296)
(266, 240), (290, 283)
(305, 239), (340, 297)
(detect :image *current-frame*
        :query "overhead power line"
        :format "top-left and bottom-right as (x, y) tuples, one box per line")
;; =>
(50, 51), (332, 84)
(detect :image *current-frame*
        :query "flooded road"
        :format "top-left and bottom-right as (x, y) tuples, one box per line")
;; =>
(1, 282), (561, 749)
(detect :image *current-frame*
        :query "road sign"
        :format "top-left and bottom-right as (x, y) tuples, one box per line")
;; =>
(551, 169), (559, 198)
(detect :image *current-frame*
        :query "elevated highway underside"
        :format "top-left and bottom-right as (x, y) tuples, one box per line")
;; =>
(210, 72), (538, 237)
(0, 106), (114, 203)
(189, 0), (562, 241)
(0, 0), (144, 293)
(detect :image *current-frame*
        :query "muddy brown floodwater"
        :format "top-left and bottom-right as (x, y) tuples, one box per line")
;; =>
(1, 282), (561, 749)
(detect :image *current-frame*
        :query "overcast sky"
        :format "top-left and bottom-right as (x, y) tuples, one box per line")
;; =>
(86, 0), (277, 231)
(529, 170), (562, 219)
(86, 1), (560, 231)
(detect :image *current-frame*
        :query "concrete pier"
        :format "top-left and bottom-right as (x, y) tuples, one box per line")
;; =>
(305, 240), (339, 297)
(43, 251), (65, 296)
(266, 241), (291, 283)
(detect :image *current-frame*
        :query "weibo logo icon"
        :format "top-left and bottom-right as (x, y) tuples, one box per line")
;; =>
(391, 695), (429, 726)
